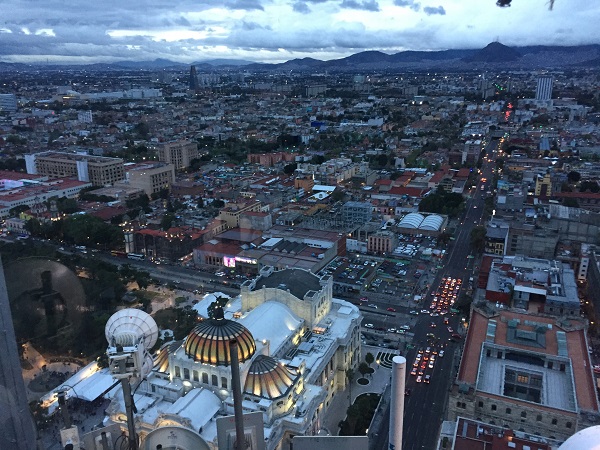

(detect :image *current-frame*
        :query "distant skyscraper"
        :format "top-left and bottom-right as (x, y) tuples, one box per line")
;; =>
(189, 65), (199, 91)
(0, 93), (17, 112)
(0, 257), (40, 449)
(536, 76), (553, 101)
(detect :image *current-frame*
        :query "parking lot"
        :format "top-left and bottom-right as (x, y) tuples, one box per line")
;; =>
(323, 234), (445, 308)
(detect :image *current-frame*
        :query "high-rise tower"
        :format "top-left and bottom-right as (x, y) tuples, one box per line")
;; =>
(0, 257), (41, 449)
(535, 76), (553, 102)
(189, 65), (199, 91)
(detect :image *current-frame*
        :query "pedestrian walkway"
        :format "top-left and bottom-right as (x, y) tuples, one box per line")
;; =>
(375, 351), (398, 369)
(320, 345), (393, 436)
(22, 343), (84, 403)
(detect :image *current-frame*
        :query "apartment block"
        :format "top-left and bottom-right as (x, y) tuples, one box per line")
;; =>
(484, 255), (580, 317)
(126, 162), (176, 197)
(25, 152), (124, 187)
(156, 140), (199, 170)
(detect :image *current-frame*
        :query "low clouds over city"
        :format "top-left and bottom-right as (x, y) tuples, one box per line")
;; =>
(0, 0), (598, 63)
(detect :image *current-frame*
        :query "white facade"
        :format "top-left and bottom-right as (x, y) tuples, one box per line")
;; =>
(0, 93), (17, 112)
(105, 267), (362, 450)
(536, 76), (553, 102)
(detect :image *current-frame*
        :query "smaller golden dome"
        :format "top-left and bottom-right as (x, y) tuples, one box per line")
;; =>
(153, 340), (182, 373)
(244, 355), (297, 399)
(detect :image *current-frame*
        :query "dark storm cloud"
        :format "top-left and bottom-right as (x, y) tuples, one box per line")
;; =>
(394, 0), (420, 11)
(341, 0), (380, 11)
(242, 21), (273, 31)
(225, 0), (265, 10)
(423, 5), (445, 15)
(292, 2), (312, 13)
(174, 17), (192, 27)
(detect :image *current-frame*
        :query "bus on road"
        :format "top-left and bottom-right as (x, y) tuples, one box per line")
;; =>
(127, 253), (145, 261)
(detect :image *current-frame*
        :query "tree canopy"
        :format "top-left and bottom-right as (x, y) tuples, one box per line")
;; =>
(419, 188), (464, 217)
(470, 226), (486, 254)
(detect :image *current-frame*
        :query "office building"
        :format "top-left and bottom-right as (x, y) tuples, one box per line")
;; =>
(77, 110), (93, 123)
(342, 201), (372, 224)
(448, 303), (599, 442)
(368, 231), (397, 255)
(189, 65), (199, 91)
(156, 140), (200, 170)
(485, 222), (509, 256)
(25, 151), (125, 186)
(133, 226), (203, 261)
(484, 255), (580, 316)
(218, 200), (264, 228)
(124, 162), (175, 197)
(536, 76), (553, 102)
(0, 93), (17, 112)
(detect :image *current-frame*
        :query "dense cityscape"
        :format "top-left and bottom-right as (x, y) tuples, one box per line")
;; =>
(1, 51), (600, 450)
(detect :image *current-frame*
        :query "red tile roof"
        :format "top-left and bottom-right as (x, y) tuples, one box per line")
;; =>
(387, 186), (430, 198)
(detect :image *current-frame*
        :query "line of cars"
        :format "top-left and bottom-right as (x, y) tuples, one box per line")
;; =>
(410, 346), (444, 384)
(430, 277), (462, 315)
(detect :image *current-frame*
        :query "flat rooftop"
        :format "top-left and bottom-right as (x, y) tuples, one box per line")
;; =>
(459, 307), (598, 412)
(476, 345), (576, 411)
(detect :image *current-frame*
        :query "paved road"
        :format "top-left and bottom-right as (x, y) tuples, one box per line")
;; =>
(400, 139), (497, 450)
(365, 140), (498, 450)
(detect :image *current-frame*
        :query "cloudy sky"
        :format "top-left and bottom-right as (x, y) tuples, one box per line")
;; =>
(0, 0), (598, 64)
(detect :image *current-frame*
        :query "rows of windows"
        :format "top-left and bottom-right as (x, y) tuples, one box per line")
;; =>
(472, 401), (573, 429)
(174, 366), (228, 388)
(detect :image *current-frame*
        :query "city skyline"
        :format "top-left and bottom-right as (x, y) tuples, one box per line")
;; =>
(0, 0), (598, 65)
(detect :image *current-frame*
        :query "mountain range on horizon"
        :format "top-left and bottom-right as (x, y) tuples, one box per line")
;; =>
(1, 42), (600, 72)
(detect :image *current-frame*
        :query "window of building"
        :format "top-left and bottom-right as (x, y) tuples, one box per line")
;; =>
(478, 401), (484, 408)
(517, 374), (528, 383)
(536, 415), (542, 422)
(566, 422), (572, 429)
(183, 368), (190, 380)
(175, 366), (181, 377)
(212, 374), (218, 386)
(506, 408), (511, 414)
(221, 377), (228, 388)
(193, 370), (199, 382)
(202, 372), (208, 384)
(521, 411), (527, 418)
(491, 404), (497, 411)
(552, 418), (557, 425)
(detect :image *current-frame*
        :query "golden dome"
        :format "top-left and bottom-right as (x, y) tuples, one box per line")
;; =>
(153, 340), (182, 373)
(243, 355), (297, 399)
(184, 309), (255, 366)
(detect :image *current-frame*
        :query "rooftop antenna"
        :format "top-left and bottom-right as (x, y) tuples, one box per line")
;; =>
(105, 309), (158, 450)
